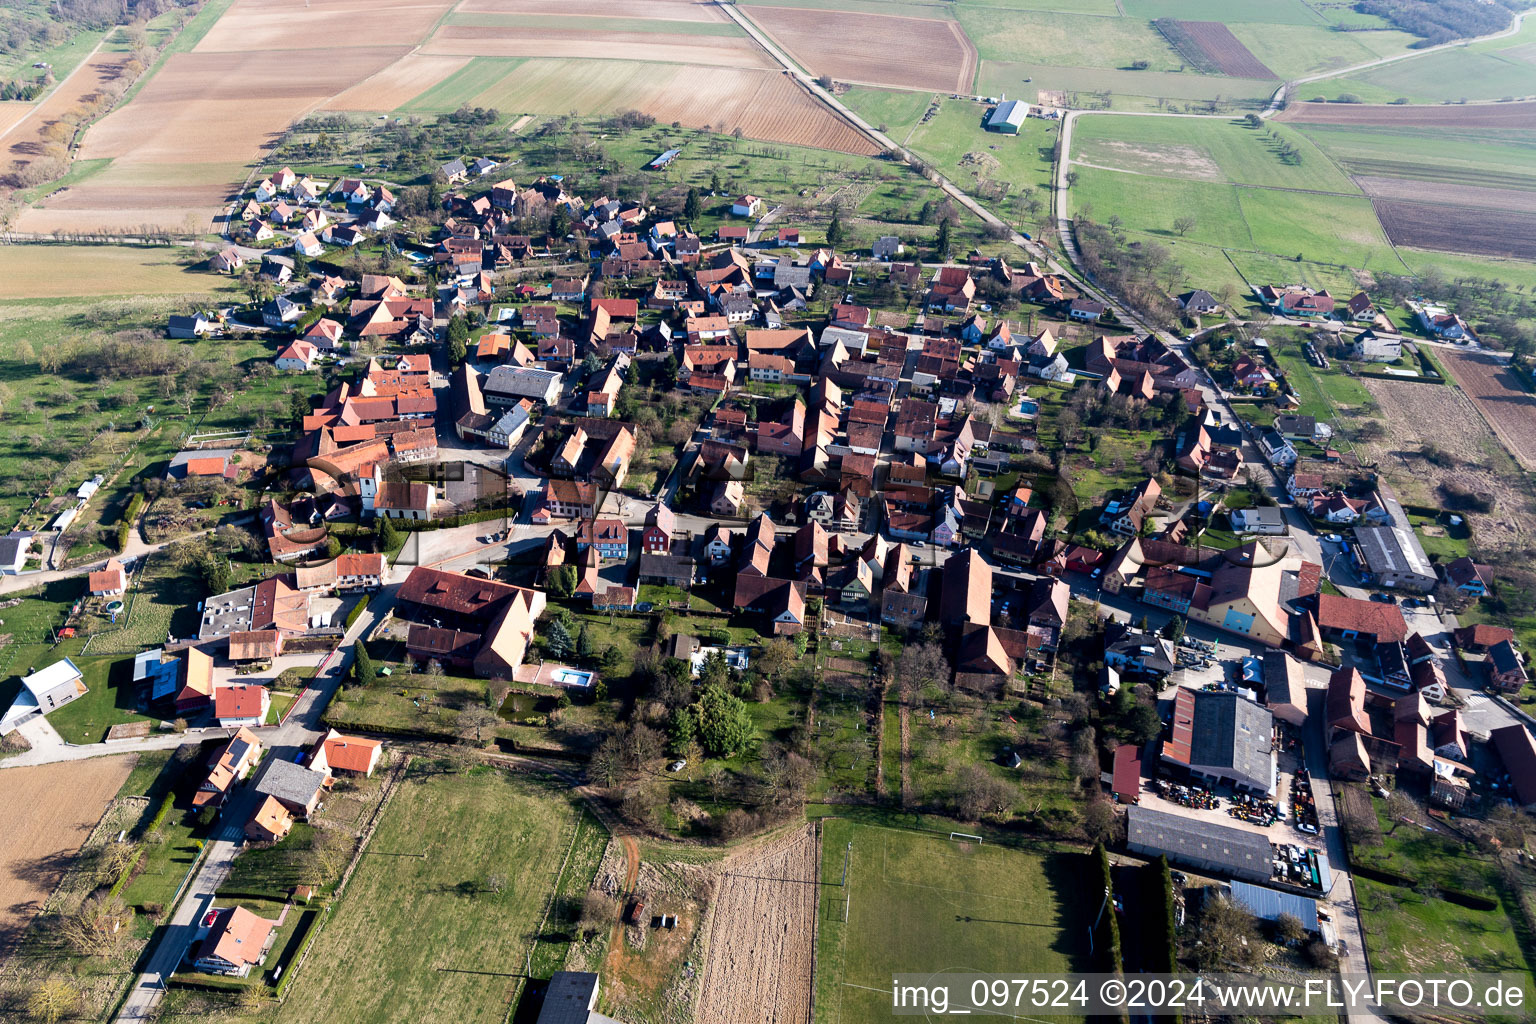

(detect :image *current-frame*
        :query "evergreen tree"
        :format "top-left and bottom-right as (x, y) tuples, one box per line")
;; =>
(684, 187), (701, 222)
(668, 706), (695, 757)
(352, 640), (374, 687)
(376, 515), (401, 551)
(935, 217), (952, 259)
(691, 684), (754, 757)
(826, 208), (844, 250)
(447, 315), (469, 365)
(546, 619), (573, 659)
(199, 554), (230, 597)
(290, 391), (310, 426)
(709, 169), (721, 193)
(576, 623), (593, 660)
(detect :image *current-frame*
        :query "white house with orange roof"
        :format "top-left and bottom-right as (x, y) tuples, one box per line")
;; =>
(310, 729), (383, 776)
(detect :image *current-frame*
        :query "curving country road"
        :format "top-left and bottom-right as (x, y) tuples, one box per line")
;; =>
(1262, 9), (1533, 116)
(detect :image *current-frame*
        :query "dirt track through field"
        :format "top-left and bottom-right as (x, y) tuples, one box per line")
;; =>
(0, 756), (132, 957)
(745, 5), (977, 93)
(697, 824), (818, 1024)
(2, 46), (135, 180)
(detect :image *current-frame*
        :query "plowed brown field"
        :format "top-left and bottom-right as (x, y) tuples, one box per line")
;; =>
(327, 54), (472, 111)
(1439, 348), (1536, 471)
(1279, 100), (1536, 128)
(1356, 175), (1536, 214)
(455, 0), (728, 19)
(469, 59), (877, 155)
(0, 757), (132, 955)
(1373, 200), (1536, 260)
(193, 0), (456, 51)
(746, 5), (977, 93)
(2, 47), (136, 182)
(1173, 20), (1273, 78)
(697, 824), (818, 1024)
(421, 26), (775, 69)
(17, 46), (406, 233)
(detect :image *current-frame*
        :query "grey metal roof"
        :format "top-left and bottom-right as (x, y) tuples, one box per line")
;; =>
(537, 971), (599, 1024)
(1126, 805), (1272, 876)
(1262, 651), (1302, 710)
(986, 99), (1028, 129)
(1186, 690), (1273, 789)
(253, 758), (327, 808)
(1352, 524), (1434, 582)
(1234, 506), (1285, 529)
(1228, 880), (1318, 931)
(0, 535), (27, 564)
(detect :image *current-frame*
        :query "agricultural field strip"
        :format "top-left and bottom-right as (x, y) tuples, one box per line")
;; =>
(0, 757), (134, 954)
(1277, 100), (1536, 128)
(1438, 348), (1536, 471)
(417, 58), (878, 156)
(1354, 175), (1536, 213)
(741, 5), (976, 94)
(1372, 200), (1536, 262)
(1162, 20), (1275, 79)
(418, 28), (777, 69)
(442, 12), (744, 35)
(696, 825), (817, 1024)
(1070, 160), (1363, 197)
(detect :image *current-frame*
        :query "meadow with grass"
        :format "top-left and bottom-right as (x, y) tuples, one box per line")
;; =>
(815, 820), (1091, 1024)
(267, 764), (599, 1024)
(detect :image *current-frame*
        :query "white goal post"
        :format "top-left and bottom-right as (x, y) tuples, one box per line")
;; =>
(949, 832), (983, 843)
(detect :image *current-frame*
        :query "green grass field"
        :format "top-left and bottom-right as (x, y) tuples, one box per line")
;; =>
(42, 653), (160, 743)
(1299, 124), (1536, 192)
(0, 245), (241, 300)
(956, 8), (1181, 69)
(978, 61), (1275, 111)
(840, 87), (931, 137)
(815, 821), (1090, 1024)
(905, 98), (1058, 198)
(1311, 16), (1536, 103)
(1072, 114), (1361, 192)
(271, 765), (597, 1024)
(397, 57), (526, 113)
(1122, 0), (1320, 22)
(1069, 158), (1406, 293)
(1229, 23), (1419, 79)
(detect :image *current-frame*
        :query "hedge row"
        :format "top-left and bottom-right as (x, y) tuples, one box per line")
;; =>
(108, 792), (178, 899)
(320, 717), (458, 743)
(167, 975), (266, 995)
(343, 595), (370, 630)
(1351, 863), (1498, 910)
(1350, 862), (1414, 887)
(1091, 843), (1130, 1024)
(273, 909), (324, 997)
(1145, 857), (1180, 975)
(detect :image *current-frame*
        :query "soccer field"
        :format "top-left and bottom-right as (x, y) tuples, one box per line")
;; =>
(814, 820), (1091, 1024)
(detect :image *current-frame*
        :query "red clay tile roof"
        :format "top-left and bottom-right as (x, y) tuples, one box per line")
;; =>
(215, 684), (267, 720)
(1317, 593), (1408, 643)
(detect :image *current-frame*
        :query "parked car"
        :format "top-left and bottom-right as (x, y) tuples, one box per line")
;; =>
(1323, 534), (1343, 544)
(668, 760), (687, 772)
